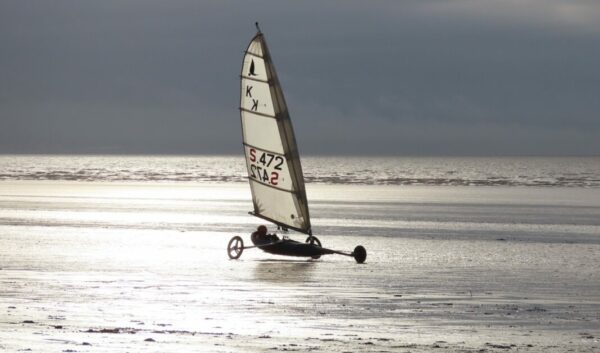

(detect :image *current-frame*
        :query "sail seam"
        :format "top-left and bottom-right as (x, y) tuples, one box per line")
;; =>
(241, 75), (269, 84)
(243, 142), (285, 157)
(239, 107), (277, 119)
(249, 177), (295, 194)
(244, 51), (263, 59)
(249, 212), (310, 235)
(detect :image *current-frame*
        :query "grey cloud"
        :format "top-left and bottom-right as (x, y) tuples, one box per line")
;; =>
(1, 1), (599, 155)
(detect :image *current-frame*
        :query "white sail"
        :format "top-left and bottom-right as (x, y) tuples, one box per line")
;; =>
(240, 29), (311, 234)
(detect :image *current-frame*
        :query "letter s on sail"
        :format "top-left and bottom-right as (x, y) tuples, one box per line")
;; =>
(270, 171), (279, 185)
(249, 148), (256, 162)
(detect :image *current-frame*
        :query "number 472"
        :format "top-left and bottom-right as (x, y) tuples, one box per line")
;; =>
(249, 148), (283, 170)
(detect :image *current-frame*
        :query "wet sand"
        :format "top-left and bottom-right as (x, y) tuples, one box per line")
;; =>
(1, 181), (599, 352)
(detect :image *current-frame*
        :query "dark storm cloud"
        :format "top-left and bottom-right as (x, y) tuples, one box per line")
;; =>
(1, 0), (599, 155)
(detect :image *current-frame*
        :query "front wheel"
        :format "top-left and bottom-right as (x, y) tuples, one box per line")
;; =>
(227, 236), (244, 259)
(353, 245), (367, 264)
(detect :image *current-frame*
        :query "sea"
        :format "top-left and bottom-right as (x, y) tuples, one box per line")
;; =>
(1, 155), (599, 352)
(1, 154), (599, 242)
(1, 155), (599, 187)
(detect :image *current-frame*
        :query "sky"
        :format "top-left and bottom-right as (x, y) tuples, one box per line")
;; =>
(1, 0), (599, 156)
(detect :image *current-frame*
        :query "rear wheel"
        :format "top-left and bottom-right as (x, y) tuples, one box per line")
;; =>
(353, 245), (367, 264)
(305, 236), (322, 259)
(305, 235), (321, 247)
(227, 236), (244, 259)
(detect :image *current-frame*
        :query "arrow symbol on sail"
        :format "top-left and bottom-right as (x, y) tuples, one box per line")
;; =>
(249, 60), (257, 76)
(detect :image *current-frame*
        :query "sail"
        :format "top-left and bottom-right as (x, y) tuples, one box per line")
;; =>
(239, 29), (311, 234)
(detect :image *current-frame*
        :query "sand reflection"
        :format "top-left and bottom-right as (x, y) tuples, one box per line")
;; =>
(252, 260), (316, 283)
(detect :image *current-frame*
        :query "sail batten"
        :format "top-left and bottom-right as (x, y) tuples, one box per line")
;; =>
(242, 142), (285, 157)
(244, 51), (264, 59)
(240, 30), (311, 235)
(248, 176), (296, 193)
(239, 107), (277, 119)
(240, 75), (270, 84)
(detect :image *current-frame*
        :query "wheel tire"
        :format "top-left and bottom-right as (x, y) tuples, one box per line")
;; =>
(305, 236), (322, 259)
(227, 236), (244, 259)
(305, 235), (322, 247)
(353, 245), (367, 264)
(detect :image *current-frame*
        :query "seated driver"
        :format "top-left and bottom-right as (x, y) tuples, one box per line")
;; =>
(251, 225), (280, 245)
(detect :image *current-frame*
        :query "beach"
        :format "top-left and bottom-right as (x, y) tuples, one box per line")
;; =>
(1, 179), (599, 352)
(3, 0), (600, 350)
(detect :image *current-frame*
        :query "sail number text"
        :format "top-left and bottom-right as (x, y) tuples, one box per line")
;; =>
(248, 148), (284, 186)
